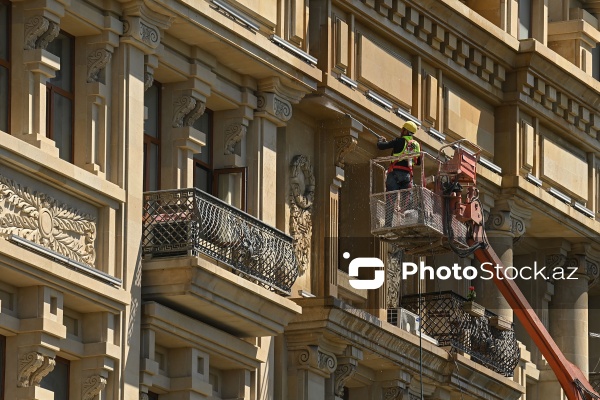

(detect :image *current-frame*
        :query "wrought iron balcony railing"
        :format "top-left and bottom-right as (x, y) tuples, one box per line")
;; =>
(399, 291), (521, 377)
(142, 189), (298, 296)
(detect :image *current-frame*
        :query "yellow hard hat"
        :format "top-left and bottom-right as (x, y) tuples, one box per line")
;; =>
(402, 121), (418, 134)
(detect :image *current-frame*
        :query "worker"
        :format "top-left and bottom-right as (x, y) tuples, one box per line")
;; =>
(377, 121), (421, 226)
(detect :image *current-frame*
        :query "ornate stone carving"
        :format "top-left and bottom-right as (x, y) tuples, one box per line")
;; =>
(172, 95), (206, 128)
(383, 386), (406, 400)
(387, 245), (403, 308)
(87, 49), (112, 83)
(24, 16), (59, 50)
(30, 356), (56, 386)
(335, 135), (357, 168)
(588, 260), (599, 288)
(485, 210), (526, 237)
(224, 123), (246, 155)
(18, 352), (44, 387)
(546, 254), (567, 270)
(140, 22), (159, 47)
(297, 346), (337, 375)
(0, 174), (97, 267)
(334, 363), (357, 397)
(18, 352), (55, 388)
(256, 93), (292, 122)
(144, 72), (154, 91)
(274, 97), (291, 119)
(289, 155), (315, 275)
(83, 375), (107, 400)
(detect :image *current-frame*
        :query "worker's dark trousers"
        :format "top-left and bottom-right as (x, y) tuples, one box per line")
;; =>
(385, 169), (412, 227)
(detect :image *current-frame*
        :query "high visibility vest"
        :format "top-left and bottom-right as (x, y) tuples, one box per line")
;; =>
(392, 136), (420, 167)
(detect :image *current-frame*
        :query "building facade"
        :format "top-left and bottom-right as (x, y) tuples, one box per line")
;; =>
(0, 0), (600, 399)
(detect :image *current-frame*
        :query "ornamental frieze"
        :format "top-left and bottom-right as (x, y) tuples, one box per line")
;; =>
(0, 174), (97, 267)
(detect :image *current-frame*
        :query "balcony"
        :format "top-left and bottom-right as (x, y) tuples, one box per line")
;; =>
(141, 189), (301, 337)
(142, 188), (298, 295)
(399, 291), (521, 377)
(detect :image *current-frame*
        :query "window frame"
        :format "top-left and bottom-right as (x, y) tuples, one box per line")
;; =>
(193, 109), (214, 193)
(40, 356), (70, 400)
(143, 82), (162, 192)
(0, 0), (11, 134)
(213, 167), (247, 211)
(45, 31), (75, 162)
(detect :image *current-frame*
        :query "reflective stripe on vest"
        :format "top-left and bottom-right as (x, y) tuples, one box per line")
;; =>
(392, 136), (420, 167)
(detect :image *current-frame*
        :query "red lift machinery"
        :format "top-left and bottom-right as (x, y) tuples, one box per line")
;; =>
(369, 139), (599, 400)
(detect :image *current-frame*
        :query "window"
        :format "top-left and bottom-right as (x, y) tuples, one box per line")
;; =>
(148, 392), (159, 400)
(193, 111), (213, 193)
(0, 335), (4, 399)
(0, 0), (10, 133)
(46, 32), (74, 162)
(143, 82), (161, 191)
(40, 357), (69, 400)
(518, 0), (532, 40)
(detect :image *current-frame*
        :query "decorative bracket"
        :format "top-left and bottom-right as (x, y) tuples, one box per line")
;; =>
(18, 352), (55, 388)
(82, 375), (108, 400)
(24, 15), (60, 50)
(289, 155), (315, 276)
(334, 135), (358, 169)
(172, 95), (206, 128)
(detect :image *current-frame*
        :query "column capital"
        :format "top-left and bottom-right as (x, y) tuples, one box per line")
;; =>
(294, 346), (337, 377)
(121, 1), (172, 54)
(255, 92), (292, 126)
(485, 199), (532, 238)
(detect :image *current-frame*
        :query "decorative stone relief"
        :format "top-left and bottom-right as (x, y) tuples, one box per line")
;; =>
(224, 123), (247, 155)
(588, 260), (599, 287)
(140, 22), (159, 47)
(121, 16), (162, 51)
(18, 352), (55, 388)
(144, 72), (154, 91)
(335, 135), (357, 168)
(256, 93), (292, 123)
(82, 375), (107, 400)
(297, 346), (337, 375)
(0, 175), (97, 267)
(383, 386), (406, 400)
(485, 210), (526, 238)
(546, 254), (567, 270)
(30, 356), (56, 386)
(387, 245), (403, 308)
(289, 155), (315, 276)
(24, 16), (59, 50)
(334, 362), (357, 397)
(172, 95), (206, 128)
(87, 49), (113, 83)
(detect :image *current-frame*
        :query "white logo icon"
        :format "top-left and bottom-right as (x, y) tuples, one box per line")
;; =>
(348, 257), (385, 289)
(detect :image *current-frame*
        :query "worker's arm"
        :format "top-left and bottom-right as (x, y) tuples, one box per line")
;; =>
(376, 137), (394, 150)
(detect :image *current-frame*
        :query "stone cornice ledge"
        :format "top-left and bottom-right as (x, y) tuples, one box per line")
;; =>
(287, 297), (524, 400)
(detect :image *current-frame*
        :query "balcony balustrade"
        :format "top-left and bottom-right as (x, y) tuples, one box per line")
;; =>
(142, 188), (298, 296)
(398, 291), (521, 377)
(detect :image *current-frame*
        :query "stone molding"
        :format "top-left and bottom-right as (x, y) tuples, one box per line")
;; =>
(87, 48), (113, 83)
(289, 155), (315, 276)
(24, 15), (60, 50)
(82, 375), (107, 400)
(520, 71), (599, 138)
(0, 174), (97, 267)
(172, 95), (206, 128)
(355, 0), (506, 91)
(121, 2), (172, 54)
(335, 135), (358, 169)
(18, 352), (56, 388)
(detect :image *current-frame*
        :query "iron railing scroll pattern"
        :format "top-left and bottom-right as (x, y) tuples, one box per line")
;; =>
(400, 291), (520, 377)
(142, 188), (298, 296)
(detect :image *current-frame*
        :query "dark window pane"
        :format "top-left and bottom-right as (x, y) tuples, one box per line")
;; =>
(0, 335), (5, 399)
(53, 93), (73, 162)
(144, 85), (159, 138)
(0, 2), (8, 61)
(148, 143), (159, 191)
(193, 113), (210, 164)
(47, 34), (73, 92)
(194, 166), (209, 193)
(0, 66), (7, 132)
(40, 358), (69, 400)
(518, 0), (531, 40)
(148, 392), (159, 400)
